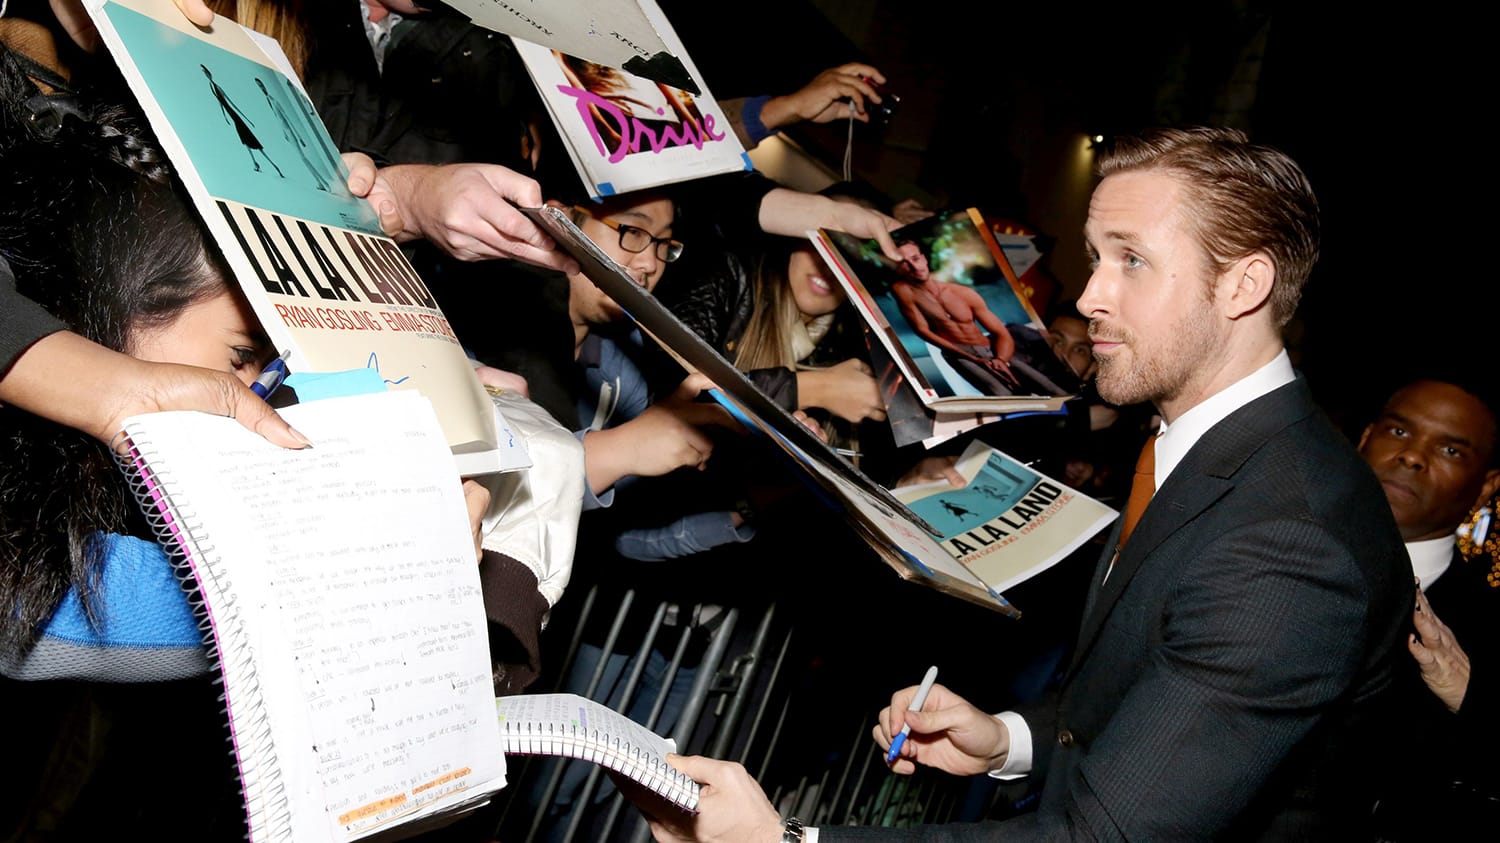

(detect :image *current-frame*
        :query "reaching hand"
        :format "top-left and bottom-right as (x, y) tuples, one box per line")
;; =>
(825, 199), (903, 262)
(757, 188), (903, 262)
(634, 755), (783, 843)
(760, 62), (886, 128)
(366, 163), (579, 273)
(101, 358), (313, 451)
(874, 682), (1010, 776)
(337, 152), (408, 237)
(1409, 587), (1471, 713)
(894, 455), (965, 489)
(798, 358), (885, 423)
(792, 410), (827, 442)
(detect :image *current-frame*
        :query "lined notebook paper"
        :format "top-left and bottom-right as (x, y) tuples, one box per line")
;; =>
(495, 693), (699, 812)
(115, 391), (505, 842)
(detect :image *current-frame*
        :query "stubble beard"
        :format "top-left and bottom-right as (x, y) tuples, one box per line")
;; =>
(1092, 302), (1221, 410)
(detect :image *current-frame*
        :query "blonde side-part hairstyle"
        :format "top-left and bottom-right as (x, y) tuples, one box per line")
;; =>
(1097, 126), (1320, 329)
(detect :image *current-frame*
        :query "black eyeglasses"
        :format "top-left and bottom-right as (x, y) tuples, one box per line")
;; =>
(574, 205), (683, 263)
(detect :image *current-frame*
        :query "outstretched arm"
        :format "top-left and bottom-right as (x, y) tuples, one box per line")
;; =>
(0, 331), (309, 450)
(363, 164), (578, 272)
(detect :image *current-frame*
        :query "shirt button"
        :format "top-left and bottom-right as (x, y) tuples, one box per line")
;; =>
(1057, 729), (1075, 748)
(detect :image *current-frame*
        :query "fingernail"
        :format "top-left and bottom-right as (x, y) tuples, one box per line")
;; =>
(290, 427), (314, 448)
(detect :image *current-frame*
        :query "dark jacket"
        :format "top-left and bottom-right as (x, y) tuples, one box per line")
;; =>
(823, 379), (1411, 841)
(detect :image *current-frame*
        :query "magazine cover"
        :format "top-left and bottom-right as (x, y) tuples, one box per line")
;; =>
(84, 0), (503, 474)
(511, 0), (750, 199)
(810, 208), (1077, 415)
(893, 440), (1117, 596)
(441, 0), (697, 92)
(519, 205), (1034, 616)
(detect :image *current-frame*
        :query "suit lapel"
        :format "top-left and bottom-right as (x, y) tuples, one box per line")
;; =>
(1066, 379), (1319, 677)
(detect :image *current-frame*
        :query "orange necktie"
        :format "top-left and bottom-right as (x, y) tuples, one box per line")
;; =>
(1118, 436), (1157, 550)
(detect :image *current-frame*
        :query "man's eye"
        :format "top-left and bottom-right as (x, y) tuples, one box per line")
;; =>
(1123, 252), (1144, 269)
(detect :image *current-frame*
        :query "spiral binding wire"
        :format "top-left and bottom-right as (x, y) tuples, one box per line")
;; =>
(114, 426), (294, 841)
(501, 714), (700, 811)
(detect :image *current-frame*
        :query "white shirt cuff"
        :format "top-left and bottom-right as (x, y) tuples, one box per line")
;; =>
(985, 711), (1032, 780)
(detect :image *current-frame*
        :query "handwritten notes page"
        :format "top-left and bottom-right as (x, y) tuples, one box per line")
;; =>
(120, 391), (503, 842)
(495, 693), (698, 811)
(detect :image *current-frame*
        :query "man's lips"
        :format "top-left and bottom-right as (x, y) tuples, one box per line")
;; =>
(1379, 477), (1420, 506)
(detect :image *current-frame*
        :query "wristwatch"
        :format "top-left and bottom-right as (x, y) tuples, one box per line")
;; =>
(781, 816), (806, 843)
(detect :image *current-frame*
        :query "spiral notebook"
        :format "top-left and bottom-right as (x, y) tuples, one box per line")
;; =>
(114, 391), (506, 843)
(495, 693), (699, 812)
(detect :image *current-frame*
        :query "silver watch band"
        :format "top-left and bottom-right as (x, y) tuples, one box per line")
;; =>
(781, 816), (806, 843)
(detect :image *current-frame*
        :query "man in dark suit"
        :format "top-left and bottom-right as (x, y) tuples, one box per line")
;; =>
(624, 127), (1411, 841)
(1357, 378), (1500, 837)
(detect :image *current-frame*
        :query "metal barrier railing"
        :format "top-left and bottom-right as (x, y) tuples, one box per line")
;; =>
(492, 583), (972, 842)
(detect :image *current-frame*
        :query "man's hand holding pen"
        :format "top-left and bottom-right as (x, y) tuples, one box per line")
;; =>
(874, 682), (1011, 777)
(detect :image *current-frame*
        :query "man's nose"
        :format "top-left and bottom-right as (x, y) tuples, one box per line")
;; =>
(628, 249), (662, 287)
(1396, 446), (1426, 470)
(1077, 270), (1107, 317)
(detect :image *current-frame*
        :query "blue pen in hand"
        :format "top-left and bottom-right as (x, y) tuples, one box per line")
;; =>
(886, 665), (939, 763)
(250, 349), (291, 400)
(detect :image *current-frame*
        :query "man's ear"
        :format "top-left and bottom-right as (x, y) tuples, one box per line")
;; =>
(1474, 468), (1500, 511)
(1357, 424), (1374, 454)
(1218, 253), (1275, 320)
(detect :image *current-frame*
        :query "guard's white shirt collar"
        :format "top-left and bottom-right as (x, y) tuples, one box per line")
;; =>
(1406, 534), (1456, 592)
(1151, 349), (1296, 491)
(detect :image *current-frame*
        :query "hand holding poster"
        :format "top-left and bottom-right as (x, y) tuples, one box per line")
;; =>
(84, 0), (504, 474)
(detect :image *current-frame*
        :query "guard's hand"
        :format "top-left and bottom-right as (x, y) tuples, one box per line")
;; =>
(1410, 586), (1471, 713)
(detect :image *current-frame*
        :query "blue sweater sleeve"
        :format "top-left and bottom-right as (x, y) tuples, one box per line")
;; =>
(0, 533), (209, 681)
(613, 511), (756, 562)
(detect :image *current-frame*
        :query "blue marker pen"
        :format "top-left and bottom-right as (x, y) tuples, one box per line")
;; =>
(250, 349), (291, 400)
(887, 665), (939, 763)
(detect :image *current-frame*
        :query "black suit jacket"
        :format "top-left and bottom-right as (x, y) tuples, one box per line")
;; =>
(1372, 547), (1500, 838)
(823, 379), (1410, 841)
